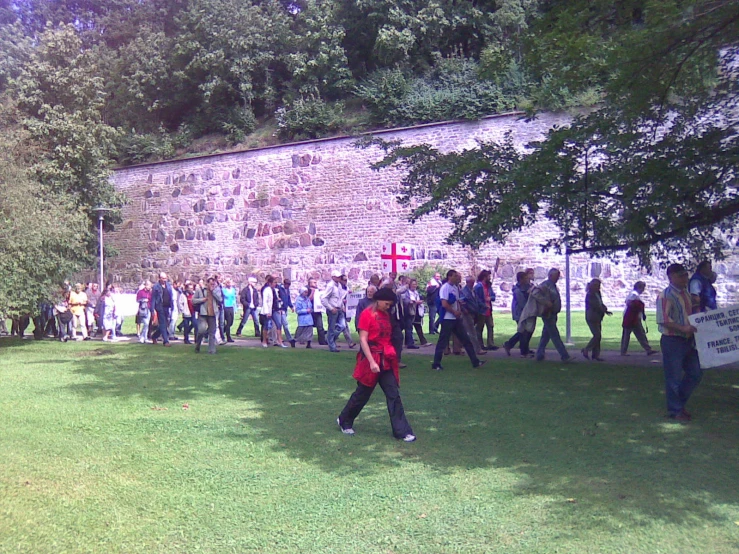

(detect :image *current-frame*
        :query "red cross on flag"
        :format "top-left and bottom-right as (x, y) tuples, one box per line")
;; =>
(381, 242), (413, 273)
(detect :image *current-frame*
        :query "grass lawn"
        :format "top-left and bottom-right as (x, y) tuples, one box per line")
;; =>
(1, 337), (738, 553)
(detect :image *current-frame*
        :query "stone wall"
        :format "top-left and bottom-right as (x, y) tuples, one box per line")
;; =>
(106, 111), (739, 309)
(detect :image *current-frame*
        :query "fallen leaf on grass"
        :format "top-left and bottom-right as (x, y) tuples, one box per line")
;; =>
(182, 404), (190, 410)
(418, 514), (427, 519)
(151, 406), (168, 411)
(567, 498), (576, 503)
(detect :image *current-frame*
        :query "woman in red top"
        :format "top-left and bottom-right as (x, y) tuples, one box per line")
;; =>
(337, 287), (416, 442)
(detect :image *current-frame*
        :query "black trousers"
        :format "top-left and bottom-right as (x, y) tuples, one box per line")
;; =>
(391, 322), (404, 361)
(433, 318), (480, 367)
(312, 312), (327, 345)
(505, 330), (532, 354)
(224, 306), (235, 340)
(338, 370), (413, 439)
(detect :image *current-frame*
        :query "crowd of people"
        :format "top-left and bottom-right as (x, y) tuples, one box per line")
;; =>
(0, 259), (720, 434)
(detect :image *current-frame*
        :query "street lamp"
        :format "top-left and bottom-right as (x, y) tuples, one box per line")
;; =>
(93, 207), (112, 292)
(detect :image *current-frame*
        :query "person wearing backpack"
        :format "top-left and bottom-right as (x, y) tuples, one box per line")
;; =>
(431, 270), (487, 371)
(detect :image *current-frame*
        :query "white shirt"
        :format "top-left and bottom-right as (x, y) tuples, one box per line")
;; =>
(409, 289), (424, 317)
(321, 280), (344, 311)
(439, 282), (460, 320)
(260, 286), (274, 315)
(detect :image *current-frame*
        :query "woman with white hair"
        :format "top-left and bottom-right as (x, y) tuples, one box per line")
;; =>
(293, 286), (315, 348)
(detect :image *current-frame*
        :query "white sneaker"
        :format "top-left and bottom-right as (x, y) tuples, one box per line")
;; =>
(280, 343), (288, 348)
(337, 418), (354, 435)
(262, 343), (268, 348)
(139, 337), (145, 344)
(402, 434), (416, 442)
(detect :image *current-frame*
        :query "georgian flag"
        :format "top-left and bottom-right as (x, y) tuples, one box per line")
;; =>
(381, 242), (413, 273)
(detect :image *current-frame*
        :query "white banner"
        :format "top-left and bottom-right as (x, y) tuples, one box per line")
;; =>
(346, 292), (364, 319)
(313, 290), (325, 313)
(689, 305), (739, 368)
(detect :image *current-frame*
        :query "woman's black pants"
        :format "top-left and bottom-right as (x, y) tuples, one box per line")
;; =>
(338, 370), (413, 439)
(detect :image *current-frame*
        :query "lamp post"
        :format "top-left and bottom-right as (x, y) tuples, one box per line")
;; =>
(93, 207), (112, 292)
(565, 244), (574, 345)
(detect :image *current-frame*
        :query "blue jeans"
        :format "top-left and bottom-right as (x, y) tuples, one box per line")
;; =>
(327, 310), (346, 352)
(237, 306), (260, 336)
(536, 315), (570, 361)
(274, 310), (293, 341)
(183, 314), (197, 342)
(151, 307), (170, 344)
(661, 335), (702, 416)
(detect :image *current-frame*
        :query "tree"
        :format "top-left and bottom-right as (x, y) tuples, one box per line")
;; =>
(365, 0), (739, 268)
(0, 100), (90, 316)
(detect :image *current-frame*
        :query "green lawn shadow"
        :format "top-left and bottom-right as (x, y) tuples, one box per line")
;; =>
(52, 341), (739, 531)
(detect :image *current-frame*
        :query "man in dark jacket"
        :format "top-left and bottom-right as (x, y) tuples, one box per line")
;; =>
(151, 272), (174, 346)
(689, 260), (718, 312)
(236, 277), (261, 337)
(504, 271), (533, 357)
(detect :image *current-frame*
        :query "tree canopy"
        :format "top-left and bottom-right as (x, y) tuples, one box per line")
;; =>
(367, 0), (739, 267)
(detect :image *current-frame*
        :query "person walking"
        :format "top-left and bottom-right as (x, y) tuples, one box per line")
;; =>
(426, 272), (441, 334)
(402, 278), (429, 347)
(474, 270), (498, 350)
(520, 268), (571, 362)
(275, 278), (295, 347)
(260, 276), (283, 348)
(181, 282), (197, 344)
(308, 278), (328, 346)
(504, 271), (534, 357)
(355, 285), (377, 331)
(68, 283), (89, 341)
(151, 272), (174, 347)
(339, 275), (356, 348)
(136, 280), (153, 344)
(431, 270), (487, 371)
(322, 270), (346, 353)
(336, 287), (416, 442)
(193, 277), (223, 354)
(689, 260), (718, 312)
(656, 264), (702, 422)
(236, 277), (261, 337)
(460, 275), (487, 356)
(85, 283), (100, 337)
(221, 278), (237, 343)
(620, 281), (657, 356)
(581, 279), (612, 361)
(293, 286), (315, 348)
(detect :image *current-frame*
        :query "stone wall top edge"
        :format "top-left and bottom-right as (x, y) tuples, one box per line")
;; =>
(111, 111), (541, 173)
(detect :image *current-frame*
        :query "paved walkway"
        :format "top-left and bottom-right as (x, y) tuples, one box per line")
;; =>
(5, 333), (738, 370)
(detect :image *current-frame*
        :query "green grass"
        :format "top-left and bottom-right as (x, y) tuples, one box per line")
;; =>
(1, 337), (738, 553)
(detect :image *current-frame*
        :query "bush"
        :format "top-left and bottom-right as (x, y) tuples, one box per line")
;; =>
(353, 69), (411, 125)
(275, 96), (344, 140)
(117, 126), (175, 165)
(355, 58), (518, 127)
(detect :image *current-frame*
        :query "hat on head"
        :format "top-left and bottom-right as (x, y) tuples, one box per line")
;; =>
(330, 270), (342, 278)
(373, 288), (397, 302)
(299, 286), (309, 294)
(248, 276), (257, 284)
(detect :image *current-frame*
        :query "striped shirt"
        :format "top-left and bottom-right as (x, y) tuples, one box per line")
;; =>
(655, 284), (693, 337)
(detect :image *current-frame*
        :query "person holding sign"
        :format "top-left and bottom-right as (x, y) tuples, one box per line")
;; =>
(655, 264), (702, 422)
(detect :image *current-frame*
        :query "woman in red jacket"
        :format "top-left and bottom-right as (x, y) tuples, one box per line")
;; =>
(337, 287), (416, 442)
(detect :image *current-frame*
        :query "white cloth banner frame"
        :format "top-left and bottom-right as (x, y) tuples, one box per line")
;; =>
(345, 292), (364, 320)
(689, 305), (739, 368)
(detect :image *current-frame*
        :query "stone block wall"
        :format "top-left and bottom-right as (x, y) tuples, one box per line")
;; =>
(106, 111), (739, 309)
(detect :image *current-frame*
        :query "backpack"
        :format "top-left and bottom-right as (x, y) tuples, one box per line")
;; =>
(435, 288), (456, 320)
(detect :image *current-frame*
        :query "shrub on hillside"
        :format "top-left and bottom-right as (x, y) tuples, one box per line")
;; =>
(275, 96), (344, 140)
(355, 58), (518, 127)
